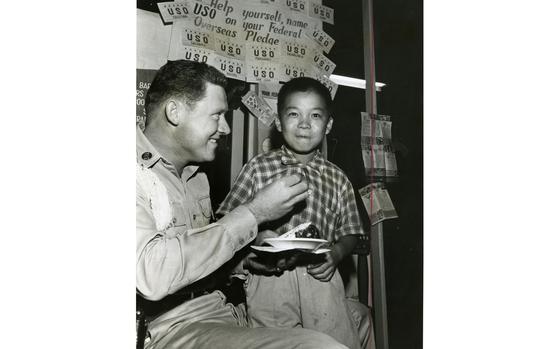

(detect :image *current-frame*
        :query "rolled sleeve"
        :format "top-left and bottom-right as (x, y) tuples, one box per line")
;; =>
(137, 197), (258, 300)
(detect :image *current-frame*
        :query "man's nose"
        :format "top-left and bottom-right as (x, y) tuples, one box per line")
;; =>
(218, 114), (231, 135)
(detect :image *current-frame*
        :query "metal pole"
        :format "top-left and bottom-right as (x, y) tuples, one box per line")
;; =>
(362, 0), (389, 348)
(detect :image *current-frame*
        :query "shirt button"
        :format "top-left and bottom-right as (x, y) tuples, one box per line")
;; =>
(141, 152), (152, 160)
(172, 217), (177, 224)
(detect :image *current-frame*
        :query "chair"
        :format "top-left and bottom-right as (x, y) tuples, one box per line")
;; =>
(136, 301), (147, 349)
(353, 233), (371, 306)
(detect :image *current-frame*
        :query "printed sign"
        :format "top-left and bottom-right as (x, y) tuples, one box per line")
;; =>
(359, 184), (398, 225)
(246, 61), (281, 83)
(210, 55), (246, 80)
(157, 1), (192, 23)
(246, 43), (280, 61)
(214, 37), (246, 59)
(311, 49), (336, 76)
(182, 27), (215, 48)
(242, 90), (277, 126)
(361, 113), (398, 177)
(163, 0), (337, 90)
(280, 61), (309, 82)
(136, 69), (158, 131)
(284, 0), (307, 13)
(182, 46), (216, 63)
(308, 2), (334, 25)
(306, 27), (335, 54)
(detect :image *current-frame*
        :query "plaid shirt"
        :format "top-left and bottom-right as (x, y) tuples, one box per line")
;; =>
(218, 146), (364, 242)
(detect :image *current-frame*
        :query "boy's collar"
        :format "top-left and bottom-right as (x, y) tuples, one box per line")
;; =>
(280, 145), (325, 174)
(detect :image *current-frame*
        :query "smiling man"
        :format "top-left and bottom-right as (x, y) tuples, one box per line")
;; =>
(136, 60), (348, 349)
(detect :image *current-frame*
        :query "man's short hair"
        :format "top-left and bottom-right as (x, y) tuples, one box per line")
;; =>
(145, 60), (228, 117)
(277, 77), (333, 116)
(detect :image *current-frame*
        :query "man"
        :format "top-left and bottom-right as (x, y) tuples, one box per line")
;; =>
(137, 60), (348, 348)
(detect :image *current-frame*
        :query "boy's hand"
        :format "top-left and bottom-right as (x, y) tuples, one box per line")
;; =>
(306, 250), (341, 282)
(307, 235), (358, 281)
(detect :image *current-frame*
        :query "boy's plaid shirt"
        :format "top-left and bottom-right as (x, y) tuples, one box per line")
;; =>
(217, 146), (364, 242)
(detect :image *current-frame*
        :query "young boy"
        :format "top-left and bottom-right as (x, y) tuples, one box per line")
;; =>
(218, 77), (366, 349)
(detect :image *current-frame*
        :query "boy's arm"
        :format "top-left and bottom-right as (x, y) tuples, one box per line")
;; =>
(330, 234), (359, 264)
(307, 178), (364, 282)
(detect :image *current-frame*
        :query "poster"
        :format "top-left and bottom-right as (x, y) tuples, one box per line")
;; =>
(361, 112), (398, 178)
(136, 69), (159, 130)
(164, 0), (335, 84)
(359, 183), (398, 226)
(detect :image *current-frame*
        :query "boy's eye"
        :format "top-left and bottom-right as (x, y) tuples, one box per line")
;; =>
(311, 113), (322, 119)
(287, 112), (299, 118)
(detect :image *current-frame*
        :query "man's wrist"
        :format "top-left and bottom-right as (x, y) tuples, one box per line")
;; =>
(245, 201), (263, 225)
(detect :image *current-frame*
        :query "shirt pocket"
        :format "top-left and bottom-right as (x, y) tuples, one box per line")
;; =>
(166, 201), (188, 238)
(314, 198), (339, 241)
(197, 195), (213, 220)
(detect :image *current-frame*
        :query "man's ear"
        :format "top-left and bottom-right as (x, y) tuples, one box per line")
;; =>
(274, 117), (282, 132)
(164, 100), (180, 127)
(325, 117), (334, 135)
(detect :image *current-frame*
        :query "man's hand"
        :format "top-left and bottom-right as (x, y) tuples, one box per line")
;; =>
(244, 230), (298, 274)
(246, 174), (308, 225)
(254, 230), (279, 246)
(243, 252), (280, 275)
(243, 230), (282, 275)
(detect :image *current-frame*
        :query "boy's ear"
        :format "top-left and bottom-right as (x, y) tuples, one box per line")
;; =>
(274, 117), (282, 132)
(164, 99), (180, 127)
(325, 116), (334, 135)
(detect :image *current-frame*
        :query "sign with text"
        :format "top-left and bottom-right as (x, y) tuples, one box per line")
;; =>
(361, 112), (398, 177)
(162, 0), (335, 83)
(242, 90), (277, 126)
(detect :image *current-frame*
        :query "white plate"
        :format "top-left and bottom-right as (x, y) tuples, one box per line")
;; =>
(262, 237), (329, 251)
(251, 245), (330, 254)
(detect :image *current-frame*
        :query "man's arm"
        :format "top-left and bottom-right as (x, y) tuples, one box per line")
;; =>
(137, 174), (308, 301)
(137, 195), (257, 301)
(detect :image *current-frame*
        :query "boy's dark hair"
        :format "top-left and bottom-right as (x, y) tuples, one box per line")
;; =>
(277, 77), (333, 116)
(145, 60), (227, 118)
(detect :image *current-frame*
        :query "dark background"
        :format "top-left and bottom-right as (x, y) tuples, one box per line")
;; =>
(322, 1), (423, 348)
(370, 1), (423, 348)
(137, 1), (423, 347)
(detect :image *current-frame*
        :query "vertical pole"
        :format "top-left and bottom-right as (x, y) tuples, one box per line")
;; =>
(230, 109), (245, 186)
(362, 0), (390, 348)
(245, 84), (260, 162)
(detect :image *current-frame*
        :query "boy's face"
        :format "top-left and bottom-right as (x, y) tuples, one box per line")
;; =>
(275, 91), (333, 156)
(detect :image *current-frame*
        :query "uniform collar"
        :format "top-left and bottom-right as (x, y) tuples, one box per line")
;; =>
(136, 127), (161, 168)
(136, 127), (199, 177)
(280, 145), (325, 174)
